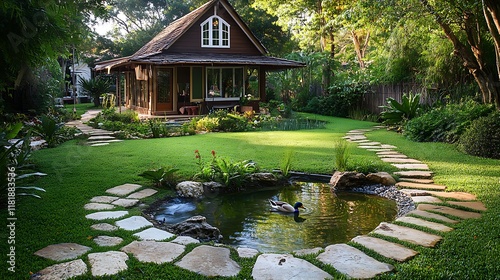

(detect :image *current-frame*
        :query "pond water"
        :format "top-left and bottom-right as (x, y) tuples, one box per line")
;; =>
(154, 182), (397, 253)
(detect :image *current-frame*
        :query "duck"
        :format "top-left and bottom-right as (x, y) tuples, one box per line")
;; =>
(269, 200), (305, 213)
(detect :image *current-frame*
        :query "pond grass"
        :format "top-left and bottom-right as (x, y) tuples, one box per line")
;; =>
(0, 114), (499, 279)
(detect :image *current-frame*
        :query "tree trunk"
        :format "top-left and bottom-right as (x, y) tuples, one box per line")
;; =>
(351, 30), (370, 69)
(483, 0), (500, 109)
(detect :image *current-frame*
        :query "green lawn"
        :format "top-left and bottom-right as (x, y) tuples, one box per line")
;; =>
(1, 114), (499, 279)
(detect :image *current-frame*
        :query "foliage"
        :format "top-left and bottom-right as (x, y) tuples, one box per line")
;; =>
(101, 93), (116, 109)
(30, 115), (76, 148)
(404, 101), (494, 143)
(193, 150), (259, 189)
(333, 139), (350, 172)
(280, 150), (294, 177)
(459, 111), (500, 159)
(138, 166), (179, 188)
(79, 76), (112, 107)
(380, 92), (422, 127)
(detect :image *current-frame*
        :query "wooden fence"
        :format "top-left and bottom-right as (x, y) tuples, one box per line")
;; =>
(357, 83), (428, 114)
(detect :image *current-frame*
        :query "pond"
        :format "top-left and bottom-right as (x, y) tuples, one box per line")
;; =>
(154, 182), (397, 253)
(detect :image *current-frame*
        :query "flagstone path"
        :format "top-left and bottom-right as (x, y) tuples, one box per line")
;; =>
(31, 126), (486, 279)
(65, 109), (123, 147)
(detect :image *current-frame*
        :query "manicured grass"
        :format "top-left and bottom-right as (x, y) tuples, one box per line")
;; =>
(0, 114), (498, 279)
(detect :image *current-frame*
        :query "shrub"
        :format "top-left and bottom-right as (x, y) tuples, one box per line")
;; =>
(380, 92), (421, 127)
(459, 111), (500, 159)
(31, 115), (76, 147)
(138, 166), (179, 188)
(404, 101), (494, 143)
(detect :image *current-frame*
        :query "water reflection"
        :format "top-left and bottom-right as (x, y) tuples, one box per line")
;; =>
(154, 182), (397, 253)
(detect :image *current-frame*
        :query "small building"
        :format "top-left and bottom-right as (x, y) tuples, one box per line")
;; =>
(94, 0), (304, 115)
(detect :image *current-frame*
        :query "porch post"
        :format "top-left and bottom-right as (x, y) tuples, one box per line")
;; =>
(116, 70), (121, 113)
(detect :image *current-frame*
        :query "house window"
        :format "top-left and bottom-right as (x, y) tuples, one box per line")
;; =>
(201, 16), (230, 48)
(206, 67), (243, 100)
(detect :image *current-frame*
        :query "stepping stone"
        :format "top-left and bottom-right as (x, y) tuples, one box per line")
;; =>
(88, 139), (123, 144)
(90, 143), (109, 147)
(85, 211), (128, 221)
(351, 235), (418, 262)
(316, 244), (393, 279)
(394, 171), (433, 178)
(407, 210), (459, 224)
(399, 178), (434, 184)
(377, 151), (401, 155)
(447, 201), (486, 211)
(368, 148), (394, 152)
(293, 247), (323, 256)
(93, 236), (124, 247)
(88, 135), (115, 141)
(90, 196), (119, 203)
(351, 139), (370, 143)
(133, 227), (175, 241)
(359, 145), (383, 149)
(372, 222), (442, 247)
(176, 245), (241, 277)
(252, 253), (331, 280)
(411, 196), (443, 203)
(126, 188), (158, 199)
(237, 247), (259, 258)
(399, 189), (432, 196)
(34, 243), (91, 261)
(121, 241), (185, 264)
(359, 141), (381, 146)
(116, 216), (153, 231)
(31, 259), (87, 280)
(88, 251), (128, 277)
(91, 223), (118, 231)
(378, 154), (408, 158)
(111, 198), (139, 208)
(171, 236), (200, 245)
(343, 135), (367, 140)
(84, 203), (116, 210)
(106, 183), (143, 196)
(381, 158), (422, 163)
(417, 204), (482, 219)
(380, 144), (397, 149)
(396, 182), (446, 191)
(396, 216), (453, 232)
(392, 163), (429, 170)
(426, 191), (477, 201)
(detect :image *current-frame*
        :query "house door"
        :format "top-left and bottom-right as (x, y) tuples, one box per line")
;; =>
(157, 68), (173, 112)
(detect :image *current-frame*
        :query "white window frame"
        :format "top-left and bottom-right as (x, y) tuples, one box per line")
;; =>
(200, 15), (230, 48)
(206, 67), (243, 101)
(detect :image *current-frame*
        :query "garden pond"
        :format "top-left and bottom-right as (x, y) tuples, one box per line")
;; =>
(154, 181), (397, 253)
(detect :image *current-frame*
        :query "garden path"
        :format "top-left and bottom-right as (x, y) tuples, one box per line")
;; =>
(31, 126), (486, 279)
(65, 109), (123, 147)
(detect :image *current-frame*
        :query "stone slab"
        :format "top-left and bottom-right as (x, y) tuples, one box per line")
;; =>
(90, 143), (109, 147)
(106, 183), (143, 196)
(121, 240), (185, 264)
(394, 171), (433, 179)
(377, 151), (401, 155)
(34, 243), (92, 261)
(91, 223), (118, 231)
(176, 245), (241, 277)
(411, 196), (443, 203)
(417, 204), (482, 219)
(316, 244), (393, 279)
(396, 182), (446, 191)
(447, 201), (486, 211)
(87, 139), (123, 144)
(406, 210), (459, 224)
(252, 253), (331, 280)
(237, 247), (259, 258)
(85, 211), (129, 221)
(399, 178), (434, 184)
(351, 235), (418, 262)
(171, 236), (200, 245)
(93, 236), (124, 247)
(358, 142), (381, 146)
(90, 196), (119, 203)
(111, 198), (139, 208)
(372, 222), (442, 247)
(381, 158), (422, 163)
(359, 145), (383, 149)
(399, 189), (431, 196)
(396, 216), (453, 232)
(116, 216), (153, 231)
(126, 188), (158, 199)
(133, 227), (175, 241)
(343, 135), (367, 140)
(88, 135), (115, 141)
(427, 191), (477, 201)
(84, 203), (116, 211)
(293, 247), (323, 256)
(392, 164), (429, 170)
(31, 259), (87, 280)
(378, 154), (408, 158)
(88, 251), (128, 277)
(368, 148), (394, 152)
(351, 139), (370, 143)
(380, 144), (397, 149)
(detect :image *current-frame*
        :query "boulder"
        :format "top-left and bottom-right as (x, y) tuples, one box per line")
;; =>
(366, 172), (396, 186)
(167, 215), (222, 242)
(329, 171), (369, 191)
(176, 181), (204, 198)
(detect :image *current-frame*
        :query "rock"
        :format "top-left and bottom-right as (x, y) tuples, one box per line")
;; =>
(85, 211), (128, 221)
(91, 223), (118, 231)
(329, 171), (369, 191)
(366, 172), (396, 186)
(31, 259), (87, 280)
(175, 245), (241, 277)
(93, 236), (123, 247)
(293, 247), (323, 256)
(351, 236), (418, 262)
(90, 196), (119, 203)
(126, 188), (158, 199)
(171, 236), (200, 245)
(372, 222), (442, 247)
(106, 183), (143, 196)
(88, 251), (128, 277)
(115, 216), (153, 231)
(252, 253), (331, 280)
(237, 247), (259, 258)
(111, 198), (139, 208)
(121, 241), (185, 264)
(167, 215), (222, 241)
(34, 243), (91, 262)
(84, 203), (115, 210)
(176, 181), (204, 198)
(133, 227), (175, 241)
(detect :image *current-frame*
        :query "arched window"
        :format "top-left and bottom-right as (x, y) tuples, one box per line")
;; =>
(201, 16), (230, 48)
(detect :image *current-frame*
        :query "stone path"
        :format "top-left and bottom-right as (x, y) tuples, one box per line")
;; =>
(65, 109), (123, 147)
(31, 126), (487, 279)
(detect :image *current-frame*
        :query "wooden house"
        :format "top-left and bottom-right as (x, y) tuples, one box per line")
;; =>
(94, 0), (304, 115)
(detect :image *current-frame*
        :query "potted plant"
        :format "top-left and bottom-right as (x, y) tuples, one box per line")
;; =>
(240, 94), (253, 112)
